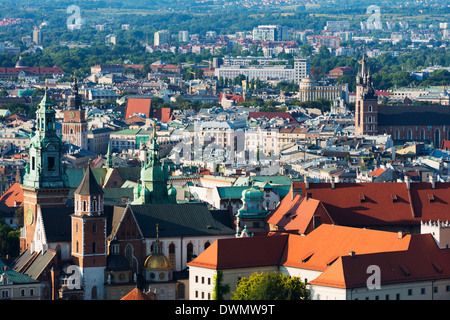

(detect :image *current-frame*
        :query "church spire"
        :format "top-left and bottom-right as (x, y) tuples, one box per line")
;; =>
(105, 142), (112, 169)
(23, 90), (69, 189)
(67, 75), (82, 110)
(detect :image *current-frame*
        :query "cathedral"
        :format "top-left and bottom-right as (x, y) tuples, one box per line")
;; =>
(354, 54), (450, 148)
(11, 88), (236, 300)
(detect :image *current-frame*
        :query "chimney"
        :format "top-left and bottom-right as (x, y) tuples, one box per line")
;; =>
(430, 175), (435, 189)
(305, 176), (309, 190)
(405, 175), (410, 190)
(291, 186), (302, 200)
(331, 177), (335, 189)
(349, 251), (356, 257)
(398, 231), (403, 239)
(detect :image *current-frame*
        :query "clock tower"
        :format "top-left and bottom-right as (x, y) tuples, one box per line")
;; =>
(21, 90), (70, 252)
(355, 53), (378, 136)
(62, 77), (88, 149)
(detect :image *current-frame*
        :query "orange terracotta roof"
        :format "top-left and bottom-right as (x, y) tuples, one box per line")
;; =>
(288, 182), (450, 227)
(187, 234), (289, 270)
(125, 98), (152, 119)
(154, 107), (174, 123)
(369, 167), (385, 177)
(310, 233), (450, 289)
(283, 198), (332, 234)
(120, 288), (151, 300)
(188, 224), (450, 290)
(280, 224), (411, 272)
(189, 224), (416, 273)
(266, 188), (305, 229)
(0, 183), (23, 207)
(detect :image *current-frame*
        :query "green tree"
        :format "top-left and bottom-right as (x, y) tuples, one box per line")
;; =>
(231, 271), (310, 300)
(212, 271), (230, 300)
(0, 215), (20, 259)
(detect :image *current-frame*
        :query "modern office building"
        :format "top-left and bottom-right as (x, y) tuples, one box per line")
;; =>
(215, 65), (295, 82)
(294, 57), (310, 84)
(154, 30), (170, 46)
(178, 31), (189, 43)
(252, 25), (287, 42)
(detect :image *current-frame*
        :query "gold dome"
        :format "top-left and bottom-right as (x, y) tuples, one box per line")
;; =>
(144, 253), (172, 270)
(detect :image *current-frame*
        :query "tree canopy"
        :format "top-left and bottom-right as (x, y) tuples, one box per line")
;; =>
(231, 271), (310, 300)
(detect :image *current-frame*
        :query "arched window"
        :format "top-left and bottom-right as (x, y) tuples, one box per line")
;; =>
(91, 286), (98, 300)
(169, 243), (175, 269)
(368, 105), (372, 112)
(177, 283), (185, 300)
(434, 129), (441, 148)
(125, 244), (134, 268)
(187, 243), (194, 262)
(83, 201), (87, 212)
(407, 129), (413, 140)
(394, 129), (400, 140)
(92, 200), (97, 212)
(204, 241), (210, 250)
(420, 129), (426, 140)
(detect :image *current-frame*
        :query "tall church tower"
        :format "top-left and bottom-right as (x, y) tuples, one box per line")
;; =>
(132, 124), (176, 205)
(62, 77), (88, 149)
(21, 90), (70, 252)
(355, 53), (378, 136)
(71, 166), (107, 300)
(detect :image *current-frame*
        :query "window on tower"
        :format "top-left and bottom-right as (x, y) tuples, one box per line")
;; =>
(48, 157), (55, 171)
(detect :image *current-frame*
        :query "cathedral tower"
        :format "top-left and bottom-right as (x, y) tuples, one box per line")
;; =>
(62, 77), (88, 149)
(71, 166), (107, 300)
(21, 90), (70, 252)
(355, 53), (378, 136)
(132, 124), (176, 204)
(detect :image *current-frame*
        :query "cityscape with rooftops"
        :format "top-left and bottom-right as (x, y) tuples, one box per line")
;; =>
(0, 0), (449, 305)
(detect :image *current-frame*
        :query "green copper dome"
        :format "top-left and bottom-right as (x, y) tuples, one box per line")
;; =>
(242, 185), (264, 200)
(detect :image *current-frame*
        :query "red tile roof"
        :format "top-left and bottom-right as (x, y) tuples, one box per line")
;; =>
(369, 167), (385, 177)
(190, 222), (450, 290)
(126, 98), (152, 119)
(187, 234), (289, 270)
(154, 107), (174, 123)
(441, 140), (450, 150)
(189, 224), (450, 289)
(0, 183), (23, 207)
(249, 112), (298, 124)
(309, 232), (449, 288)
(270, 182), (450, 229)
(120, 288), (152, 300)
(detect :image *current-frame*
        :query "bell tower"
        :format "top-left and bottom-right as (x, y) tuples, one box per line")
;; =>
(71, 166), (107, 300)
(355, 53), (378, 136)
(132, 123), (175, 204)
(21, 90), (70, 252)
(62, 77), (88, 149)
